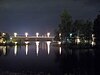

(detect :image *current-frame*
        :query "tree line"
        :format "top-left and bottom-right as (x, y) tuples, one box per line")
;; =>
(54, 10), (100, 45)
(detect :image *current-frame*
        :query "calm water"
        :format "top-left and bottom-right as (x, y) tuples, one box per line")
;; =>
(0, 42), (95, 75)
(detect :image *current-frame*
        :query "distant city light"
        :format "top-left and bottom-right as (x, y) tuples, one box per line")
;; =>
(91, 41), (96, 46)
(47, 32), (50, 37)
(14, 33), (17, 37)
(70, 33), (72, 37)
(15, 42), (17, 45)
(75, 36), (80, 44)
(58, 41), (61, 45)
(59, 33), (61, 37)
(36, 32), (39, 37)
(25, 32), (28, 37)
(2, 33), (6, 36)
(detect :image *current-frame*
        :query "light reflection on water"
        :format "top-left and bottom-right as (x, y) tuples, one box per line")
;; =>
(0, 42), (95, 75)
(14, 45), (17, 55)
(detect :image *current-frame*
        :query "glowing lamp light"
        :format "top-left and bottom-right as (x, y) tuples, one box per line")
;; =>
(3, 41), (6, 44)
(14, 33), (17, 37)
(36, 32), (39, 37)
(47, 32), (50, 37)
(59, 33), (61, 36)
(76, 36), (80, 44)
(91, 41), (96, 46)
(58, 41), (61, 45)
(25, 32), (28, 37)
(15, 42), (17, 45)
(2, 33), (6, 36)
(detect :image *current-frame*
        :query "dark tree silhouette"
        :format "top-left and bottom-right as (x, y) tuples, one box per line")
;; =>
(93, 14), (100, 75)
(94, 15), (100, 46)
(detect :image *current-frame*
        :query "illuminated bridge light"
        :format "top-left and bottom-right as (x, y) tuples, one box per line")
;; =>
(36, 41), (40, 56)
(47, 32), (50, 37)
(14, 33), (17, 37)
(46, 41), (51, 55)
(36, 32), (39, 37)
(2, 33), (6, 36)
(25, 32), (28, 37)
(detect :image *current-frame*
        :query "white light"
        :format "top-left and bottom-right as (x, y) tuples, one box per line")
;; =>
(3, 41), (6, 44)
(25, 32), (28, 37)
(2, 33), (6, 36)
(58, 41), (61, 45)
(47, 41), (51, 55)
(59, 47), (61, 54)
(10, 37), (12, 40)
(14, 33), (17, 37)
(91, 41), (96, 46)
(36, 32), (39, 37)
(3, 46), (6, 55)
(25, 41), (29, 45)
(15, 42), (17, 45)
(70, 33), (72, 37)
(36, 41), (40, 56)
(25, 44), (28, 55)
(92, 34), (94, 37)
(59, 33), (61, 36)
(76, 36), (80, 44)
(14, 45), (17, 55)
(47, 32), (50, 37)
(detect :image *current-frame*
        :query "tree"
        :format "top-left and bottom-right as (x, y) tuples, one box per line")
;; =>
(55, 10), (72, 41)
(73, 20), (84, 36)
(84, 20), (93, 41)
(94, 15), (100, 46)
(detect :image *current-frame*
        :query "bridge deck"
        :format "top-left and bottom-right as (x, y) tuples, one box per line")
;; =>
(11, 36), (54, 41)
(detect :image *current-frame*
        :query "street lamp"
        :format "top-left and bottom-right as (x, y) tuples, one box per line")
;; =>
(47, 32), (50, 37)
(25, 32), (28, 37)
(36, 32), (39, 37)
(14, 33), (17, 37)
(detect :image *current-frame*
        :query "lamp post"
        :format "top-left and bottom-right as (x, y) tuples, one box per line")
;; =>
(36, 32), (39, 37)
(14, 33), (17, 37)
(25, 32), (28, 37)
(47, 32), (50, 37)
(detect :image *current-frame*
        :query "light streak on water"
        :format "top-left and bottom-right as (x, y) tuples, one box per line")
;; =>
(36, 41), (39, 56)
(59, 47), (61, 54)
(14, 45), (17, 55)
(25, 44), (29, 55)
(3, 46), (6, 55)
(46, 41), (51, 55)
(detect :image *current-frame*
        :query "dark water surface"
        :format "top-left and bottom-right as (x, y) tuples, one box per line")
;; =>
(0, 42), (96, 75)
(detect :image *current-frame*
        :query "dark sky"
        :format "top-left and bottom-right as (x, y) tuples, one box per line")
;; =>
(0, 0), (100, 35)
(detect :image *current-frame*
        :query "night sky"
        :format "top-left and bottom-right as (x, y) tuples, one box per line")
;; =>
(0, 0), (100, 35)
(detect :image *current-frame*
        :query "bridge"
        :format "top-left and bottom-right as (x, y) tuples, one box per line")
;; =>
(11, 35), (54, 41)
(10, 32), (55, 42)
